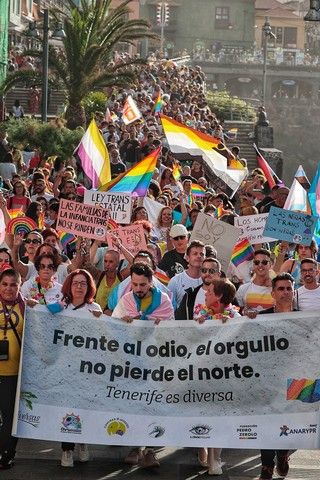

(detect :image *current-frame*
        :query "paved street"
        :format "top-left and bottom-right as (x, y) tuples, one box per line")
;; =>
(2, 440), (319, 479)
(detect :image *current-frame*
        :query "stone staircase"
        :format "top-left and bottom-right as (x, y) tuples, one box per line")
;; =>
(224, 120), (257, 170)
(5, 87), (66, 117)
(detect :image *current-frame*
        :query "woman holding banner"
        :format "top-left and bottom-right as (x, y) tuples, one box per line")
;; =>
(194, 279), (240, 476)
(59, 269), (102, 467)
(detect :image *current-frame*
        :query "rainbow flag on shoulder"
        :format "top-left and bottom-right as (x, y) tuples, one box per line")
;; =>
(231, 239), (254, 267)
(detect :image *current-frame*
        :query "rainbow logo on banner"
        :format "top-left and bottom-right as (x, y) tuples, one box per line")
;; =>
(287, 378), (320, 403)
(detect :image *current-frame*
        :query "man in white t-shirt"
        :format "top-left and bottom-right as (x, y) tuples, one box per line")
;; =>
(295, 258), (320, 311)
(236, 249), (274, 314)
(168, 240), (205, 309)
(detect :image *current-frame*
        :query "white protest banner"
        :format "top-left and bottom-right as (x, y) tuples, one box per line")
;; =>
(122, 95), (142, 125)
(56, 199), (110, 240)
(106, 223), (147, 258)
(263, 206), (317, 246)
(234, 213), (276, 244)
(190, 212), (240, 272)
(143, 197), (163, 226)
(84, 190), (132, 224)
(14, 307), (320, 449)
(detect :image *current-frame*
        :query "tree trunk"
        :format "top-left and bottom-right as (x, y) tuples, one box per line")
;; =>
(65, 102), (86, 130)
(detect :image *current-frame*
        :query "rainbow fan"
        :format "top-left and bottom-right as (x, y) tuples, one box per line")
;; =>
(6, 216), (38, 236)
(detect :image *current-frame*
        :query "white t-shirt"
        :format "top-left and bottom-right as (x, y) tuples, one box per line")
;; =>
(0, 163), (16, 180)
(193, 286), (206, 317)
(31, 192), (54, 202)
(295, 285), (320, 311)
(168, 271), (202, 308)
(236, 281), (273, 312)
(21, 278), (62, 304)
(65, 302), (102, 313)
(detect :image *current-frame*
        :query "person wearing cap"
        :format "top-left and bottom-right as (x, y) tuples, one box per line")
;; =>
(158, 224), (189, 278)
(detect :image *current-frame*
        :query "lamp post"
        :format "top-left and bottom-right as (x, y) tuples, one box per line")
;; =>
(26, 10), (66, 122)
(262, 17), (276, 106)
(156, 2), (169, 55)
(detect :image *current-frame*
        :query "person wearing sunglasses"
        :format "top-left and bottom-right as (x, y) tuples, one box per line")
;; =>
(158, 224), (189, 278)
(236, 249), (274, 316)
(20, 253), (62, 306)
(11, 230), (43, 280)
(257, 273), (295, 480)
(175, 257), (221, 320)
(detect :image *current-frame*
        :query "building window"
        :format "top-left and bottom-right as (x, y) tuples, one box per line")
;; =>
(215, 7), (230, 29)
(284, 27), (297, 48)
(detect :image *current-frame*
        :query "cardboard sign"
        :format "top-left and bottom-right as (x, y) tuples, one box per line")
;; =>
(234, 213), (276, 244)
(263, 206), (317, 246)
(84, 191), (132, 224)
(56, 199), (110, 240)
(190, 212), (240, 272)
(106, 223), (147, 258)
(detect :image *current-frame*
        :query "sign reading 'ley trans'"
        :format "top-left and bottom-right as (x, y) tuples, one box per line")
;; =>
(84, 191), (132, 224)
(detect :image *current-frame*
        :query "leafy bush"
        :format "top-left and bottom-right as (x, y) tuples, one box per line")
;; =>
(1, 118), (83, 160)
(206, 90), (255, 121)
(82, 91), (107, 123)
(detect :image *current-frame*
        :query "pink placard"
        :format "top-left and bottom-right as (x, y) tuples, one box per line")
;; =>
(106, 224), (147, 259)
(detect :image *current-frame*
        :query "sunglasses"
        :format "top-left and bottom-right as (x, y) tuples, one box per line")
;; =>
(201, 268), (218, 274)
(253, 259), (269, 266)
(39, 263), (55, 270)
(173, 235), (187, 241)
(25, 239), (42, 245)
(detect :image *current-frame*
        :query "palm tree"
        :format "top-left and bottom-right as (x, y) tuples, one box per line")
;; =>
(1, 0), (157, 128)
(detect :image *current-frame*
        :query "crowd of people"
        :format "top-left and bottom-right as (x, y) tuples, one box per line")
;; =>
(0, 58), (318, 480)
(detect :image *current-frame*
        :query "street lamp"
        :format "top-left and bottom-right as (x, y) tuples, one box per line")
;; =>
(304, 0), (320, 21)
(262, 17), (276, 106)
(156, 2), (169, 55)
(26, 9), (66, 122)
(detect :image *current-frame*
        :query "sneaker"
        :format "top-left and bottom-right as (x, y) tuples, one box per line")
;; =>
(61, 450), (74, 467)
(208, 460), (223, 475)
(124, 448), (143, 465)
(78, 444), (90, 463)
(276, 455), (289, 477)
(259, 465), (274, 480)
(140, 448), (160, 468)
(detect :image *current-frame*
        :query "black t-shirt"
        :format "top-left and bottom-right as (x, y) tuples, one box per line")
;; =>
(158, 249), (188, 278)
(111, 162), (126, 177)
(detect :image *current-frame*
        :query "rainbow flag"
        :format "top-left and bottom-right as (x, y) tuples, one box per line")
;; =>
(8, 208), (23, 219)
(76, 119), (111, 189)
(231, 239), (254, 267)
(172, 163), (181, 180)
(253, 143), (282, 189)
(287, 378), (320, 403)
(214, 206), (224, 219)
(154, 92), (163, 114)
(191, 183), (206, 196)
(100, 147), (160, 196)
(154, 271), (170, 286)
(58, 231), (77, 251)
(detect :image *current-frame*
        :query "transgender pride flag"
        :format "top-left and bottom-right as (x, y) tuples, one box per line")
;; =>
(77, 119), (111, 189)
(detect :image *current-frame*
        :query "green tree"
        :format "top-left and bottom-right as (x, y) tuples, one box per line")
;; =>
(206, 91), (255, 122)
(1, 0), (157, 129)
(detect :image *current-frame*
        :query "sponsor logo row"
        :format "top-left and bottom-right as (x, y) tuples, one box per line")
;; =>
(18, 410), (318, 441)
